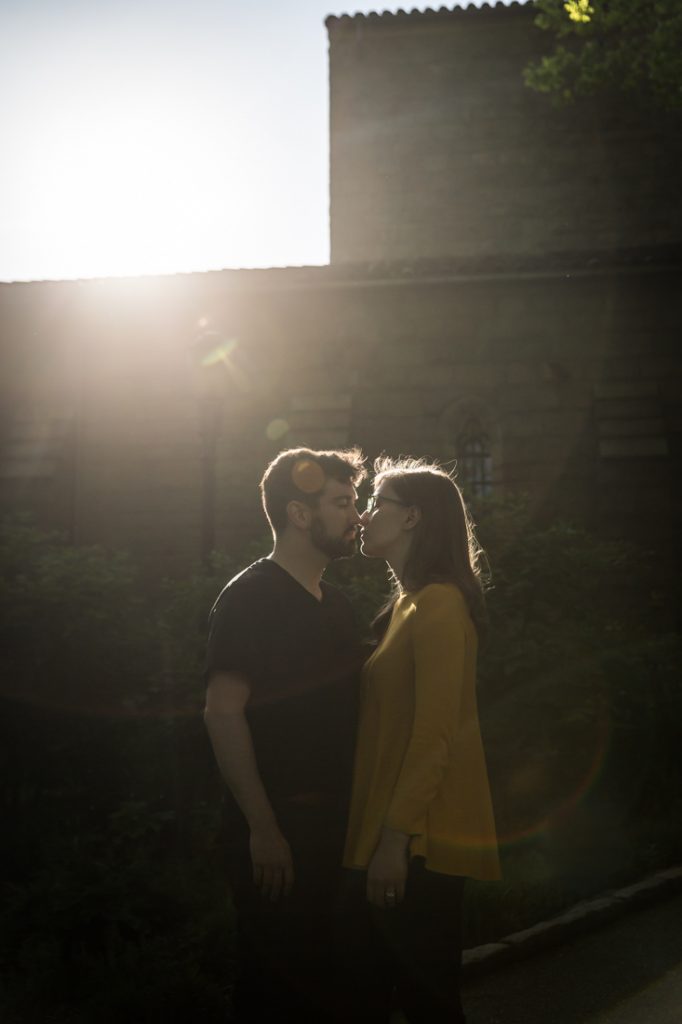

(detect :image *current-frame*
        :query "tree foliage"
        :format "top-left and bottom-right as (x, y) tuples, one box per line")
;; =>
(525, 0), (682, 112)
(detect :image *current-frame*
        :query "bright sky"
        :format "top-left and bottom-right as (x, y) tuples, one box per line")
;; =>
(1, 0), (500, 282)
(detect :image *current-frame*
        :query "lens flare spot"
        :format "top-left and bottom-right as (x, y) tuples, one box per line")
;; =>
(197, 317), (209, 329)
(201, 338), (237, 368)
(292, 458), (325, 494)
(266, 418), (290, 441)
(495, 708), (612, 849)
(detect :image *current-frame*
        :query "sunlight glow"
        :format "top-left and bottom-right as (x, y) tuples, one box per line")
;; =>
(21, 86), (260, 279)
(2, 0), (330, 282)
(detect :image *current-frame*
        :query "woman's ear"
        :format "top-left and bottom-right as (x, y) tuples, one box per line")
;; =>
(286, 500), (312, 530)
(403, 505), (421, 532)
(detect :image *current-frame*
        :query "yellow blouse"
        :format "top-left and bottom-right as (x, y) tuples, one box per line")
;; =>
(343, 583), (501, 880)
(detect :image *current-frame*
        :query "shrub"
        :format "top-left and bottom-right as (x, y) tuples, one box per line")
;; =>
(1, 510), (680, 1012)
(0, 519), (157, 715)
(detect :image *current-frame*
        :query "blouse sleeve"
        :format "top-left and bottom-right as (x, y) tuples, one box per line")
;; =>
(384, 586), (466, 835)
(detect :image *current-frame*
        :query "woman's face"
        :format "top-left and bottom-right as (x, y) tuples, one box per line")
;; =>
(360, 479), (411, 558)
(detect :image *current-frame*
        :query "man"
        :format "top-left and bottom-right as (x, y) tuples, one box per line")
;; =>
(204, 447), (366, 1023)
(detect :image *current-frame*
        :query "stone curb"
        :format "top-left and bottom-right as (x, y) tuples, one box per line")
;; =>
(461, 864), (682, 979)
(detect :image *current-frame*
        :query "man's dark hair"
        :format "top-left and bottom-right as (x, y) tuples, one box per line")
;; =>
(260, 447), (366, 534)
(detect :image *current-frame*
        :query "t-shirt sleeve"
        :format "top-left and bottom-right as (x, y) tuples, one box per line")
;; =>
(384, 586), (466, 835)
(205, 583), (260, 682)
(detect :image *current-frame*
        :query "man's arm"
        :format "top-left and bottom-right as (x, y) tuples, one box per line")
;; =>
(204, 671), (294, 900)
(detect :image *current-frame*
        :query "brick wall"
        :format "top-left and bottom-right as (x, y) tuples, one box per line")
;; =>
(2, 262), (679, 574)
(328, 5), (682, 264)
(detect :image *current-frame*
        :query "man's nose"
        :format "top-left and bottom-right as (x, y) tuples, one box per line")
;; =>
(358, 509), (369, 524)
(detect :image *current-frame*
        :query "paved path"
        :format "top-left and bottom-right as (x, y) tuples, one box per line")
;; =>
(460, 889), (682, 1024)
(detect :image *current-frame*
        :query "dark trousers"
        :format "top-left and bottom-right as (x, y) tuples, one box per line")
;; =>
(336, 857), (467, 1024)
(225, 804), (346, 1024)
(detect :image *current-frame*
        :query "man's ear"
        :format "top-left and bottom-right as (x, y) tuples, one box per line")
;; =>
(403, 505), (421, 532)
(286, 499), (312, 530)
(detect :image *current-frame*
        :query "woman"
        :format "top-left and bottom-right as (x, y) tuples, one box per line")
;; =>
(341, 457), (500, 1024)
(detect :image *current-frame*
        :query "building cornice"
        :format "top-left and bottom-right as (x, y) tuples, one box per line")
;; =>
(326, 1), (534, 32)
(1, 246), (679, 295)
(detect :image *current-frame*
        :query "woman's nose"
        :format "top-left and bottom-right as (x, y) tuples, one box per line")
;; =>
(359, 509), (370, 524)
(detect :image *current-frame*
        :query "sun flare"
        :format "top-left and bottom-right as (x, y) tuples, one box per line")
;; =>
(2, 1), (331, 282)
(23, 86), (244, 279)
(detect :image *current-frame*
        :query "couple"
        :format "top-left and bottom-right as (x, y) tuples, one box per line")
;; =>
(204, 447), (500, 1023)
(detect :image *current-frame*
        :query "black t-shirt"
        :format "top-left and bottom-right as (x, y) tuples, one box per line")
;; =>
(206, 559), (363, 827)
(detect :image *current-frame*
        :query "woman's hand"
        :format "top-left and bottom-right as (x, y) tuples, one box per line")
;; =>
(367, 827), (410, 908)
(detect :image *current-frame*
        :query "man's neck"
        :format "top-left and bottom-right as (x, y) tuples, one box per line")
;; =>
(269, 540), (328, 601)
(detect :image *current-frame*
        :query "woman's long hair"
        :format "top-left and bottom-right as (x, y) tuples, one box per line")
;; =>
(371, 456), (489, 639)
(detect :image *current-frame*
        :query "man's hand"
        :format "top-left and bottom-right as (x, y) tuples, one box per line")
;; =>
(366, 827), (410, 908)
(250, 823), (294, 901)
(204, 672), (294, 901)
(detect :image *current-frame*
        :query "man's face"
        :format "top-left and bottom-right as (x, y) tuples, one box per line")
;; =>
(310, 478), (361, 560)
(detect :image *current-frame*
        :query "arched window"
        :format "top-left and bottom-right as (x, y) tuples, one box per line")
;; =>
(457, 418), (493, 497)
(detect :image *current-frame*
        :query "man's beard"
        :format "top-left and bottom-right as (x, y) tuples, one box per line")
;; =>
(311, 516), (357, 560)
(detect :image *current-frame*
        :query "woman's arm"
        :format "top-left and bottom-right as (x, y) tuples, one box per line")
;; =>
(384, 586), (467, 836)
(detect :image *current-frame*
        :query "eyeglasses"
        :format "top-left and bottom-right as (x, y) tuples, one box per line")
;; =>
(365, 494), (409, 514)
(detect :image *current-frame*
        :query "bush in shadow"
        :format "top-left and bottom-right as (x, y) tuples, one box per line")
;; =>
(1, 507), (680, 1012)
(464, 497), (682, 942)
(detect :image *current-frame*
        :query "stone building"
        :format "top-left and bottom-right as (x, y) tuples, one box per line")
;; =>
(1, 1), (680, 574)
